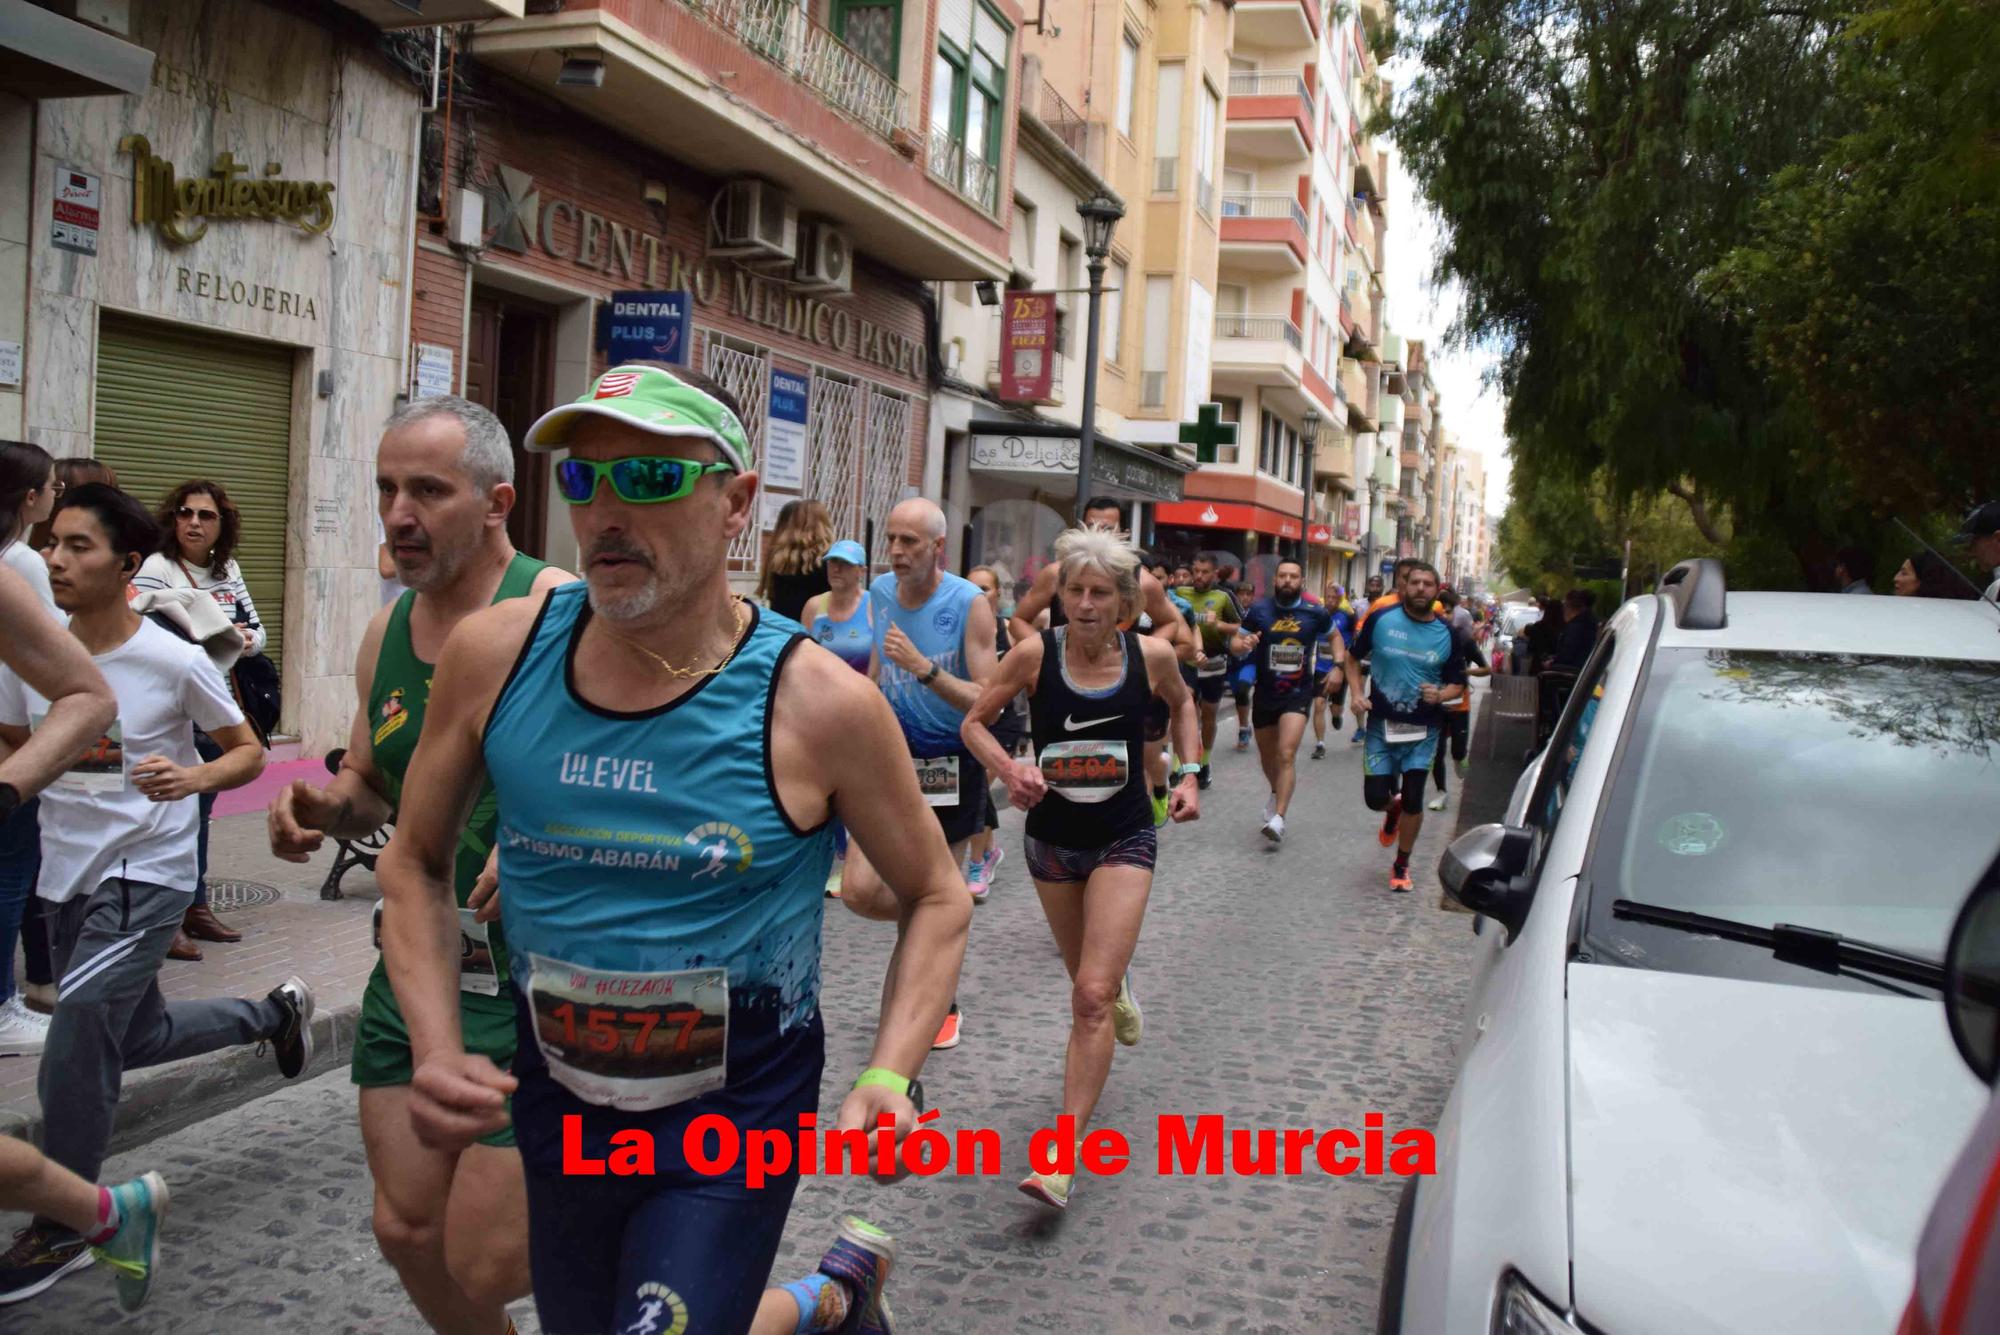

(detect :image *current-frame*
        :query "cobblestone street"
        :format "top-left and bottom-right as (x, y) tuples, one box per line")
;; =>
(5, 733), (1483, 1334)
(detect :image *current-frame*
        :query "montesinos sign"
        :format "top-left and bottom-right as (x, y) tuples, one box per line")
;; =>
(118, 137), (336, 245)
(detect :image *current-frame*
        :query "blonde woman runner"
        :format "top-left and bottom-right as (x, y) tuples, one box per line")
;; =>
(960, 528), (1202, 1210)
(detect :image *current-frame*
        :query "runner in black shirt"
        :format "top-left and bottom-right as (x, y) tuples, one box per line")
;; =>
(961, 528), (1200, 1212)
(1230, 560), (1336, 844)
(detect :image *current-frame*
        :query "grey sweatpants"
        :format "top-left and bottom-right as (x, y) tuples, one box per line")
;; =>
(39, 877), (283, 1183)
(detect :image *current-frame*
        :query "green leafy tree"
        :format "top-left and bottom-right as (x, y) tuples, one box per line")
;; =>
(1392, 0), (1867, 579)
(1708, 0), (2000, 520)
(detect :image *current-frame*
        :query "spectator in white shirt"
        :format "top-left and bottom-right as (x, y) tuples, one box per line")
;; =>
(0, 441), (63, 1053)
(132, 479), (264, 953)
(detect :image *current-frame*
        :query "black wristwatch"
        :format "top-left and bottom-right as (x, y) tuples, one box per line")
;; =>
(920, 661), (941, 685)
(0, 782), (19, 824)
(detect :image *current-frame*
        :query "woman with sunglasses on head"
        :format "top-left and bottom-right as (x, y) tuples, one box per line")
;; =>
(133, 480), (264, 956)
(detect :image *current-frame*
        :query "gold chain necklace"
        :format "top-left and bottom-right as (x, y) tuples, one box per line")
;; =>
(597, 598), (750, 679)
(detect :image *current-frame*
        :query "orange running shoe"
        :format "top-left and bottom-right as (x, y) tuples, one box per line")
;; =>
(1378, 795), (1402, 847)
(931, 1003), (963, 1050)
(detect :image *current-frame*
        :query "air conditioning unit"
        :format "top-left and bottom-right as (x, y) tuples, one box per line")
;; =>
(710, 180), (798, 262)
(794, 220), (853, 294)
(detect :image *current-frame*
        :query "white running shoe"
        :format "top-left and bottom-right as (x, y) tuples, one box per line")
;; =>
(1112, 972), (1143, 1047)
(1261, 812), (1285, 844)
(1262, 792), (1278, 824)
(0, 995), (50, 1057)
(1427, 791), (1451, 812)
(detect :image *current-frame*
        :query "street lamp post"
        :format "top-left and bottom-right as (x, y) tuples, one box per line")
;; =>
(1074, 191), (1124, 518)
(1298, 409), (1321, 574)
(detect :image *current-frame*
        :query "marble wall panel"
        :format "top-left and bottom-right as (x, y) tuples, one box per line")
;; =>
(25, 290), (96, 436)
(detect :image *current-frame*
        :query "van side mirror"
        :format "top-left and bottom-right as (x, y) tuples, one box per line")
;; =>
(1441, 823), (1536, 942)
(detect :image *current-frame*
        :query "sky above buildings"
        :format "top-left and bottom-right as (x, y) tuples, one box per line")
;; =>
(1376, 72), (1513, 511)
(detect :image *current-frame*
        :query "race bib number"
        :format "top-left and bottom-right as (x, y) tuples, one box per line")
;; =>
(1383, 720), (1430, 745)
(526, 954), (728, 1111)
(1038, 739), (1131, 803)
(1196, 655), (1227, 678)
(915, 755), (961, 807)
(372, 903), (501, 996)
(1268, 641), (1306, 675)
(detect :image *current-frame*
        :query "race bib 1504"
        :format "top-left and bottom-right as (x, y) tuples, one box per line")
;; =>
(1038, 739), (1130, 803)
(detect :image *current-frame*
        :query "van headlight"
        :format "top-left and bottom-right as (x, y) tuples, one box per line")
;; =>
(1492, 1272), (1579, 1334)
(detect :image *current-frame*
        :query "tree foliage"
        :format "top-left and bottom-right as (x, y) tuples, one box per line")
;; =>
(1392, 0), (1999, 590)
(1708, 0), (2000, 519)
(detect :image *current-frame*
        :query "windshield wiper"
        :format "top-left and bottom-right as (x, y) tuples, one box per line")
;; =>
(1611, 900), (1945, 991)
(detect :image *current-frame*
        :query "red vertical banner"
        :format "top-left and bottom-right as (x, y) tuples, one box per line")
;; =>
(1000, 291), (1055, 403)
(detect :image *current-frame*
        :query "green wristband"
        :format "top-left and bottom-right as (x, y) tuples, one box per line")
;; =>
(852, 1066), (910, 1097)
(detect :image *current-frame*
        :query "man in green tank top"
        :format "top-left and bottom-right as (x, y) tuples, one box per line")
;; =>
(267, 396), (571, 1335)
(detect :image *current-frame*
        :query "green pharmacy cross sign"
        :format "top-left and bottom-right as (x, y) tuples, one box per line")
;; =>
(1179, 403), (1238, 464)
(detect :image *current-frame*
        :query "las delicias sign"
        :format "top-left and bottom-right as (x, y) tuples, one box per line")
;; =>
(118, 136), (336, 245)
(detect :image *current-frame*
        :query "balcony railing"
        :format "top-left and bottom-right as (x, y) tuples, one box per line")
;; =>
(927, 127), (999, 212)
(1227, 69), (1313, 105)
(1219, 191), (1308, 231)
(1154, 156), (1179, 193)
(1037, 78), (1088, 157)
(677, 0), (912, 141)
(1215, 314), (1304, 350)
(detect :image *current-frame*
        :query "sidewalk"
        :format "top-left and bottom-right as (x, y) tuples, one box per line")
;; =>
(0, 796), (384, 1152)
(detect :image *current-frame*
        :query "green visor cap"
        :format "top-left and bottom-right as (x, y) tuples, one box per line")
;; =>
(522, 365), (754, 474)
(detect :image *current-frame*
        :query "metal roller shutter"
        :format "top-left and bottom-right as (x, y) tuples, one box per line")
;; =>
(93, 316), (296, 671)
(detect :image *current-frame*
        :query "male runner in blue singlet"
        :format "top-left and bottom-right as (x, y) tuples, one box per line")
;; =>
(837, 497), (997, 1051)
(377, 364), (970, 1335)
(1340, 560), (1466, 892)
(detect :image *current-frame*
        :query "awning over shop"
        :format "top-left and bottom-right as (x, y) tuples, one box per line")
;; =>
(1155, 500), (1350, 548)
(0, 0), (153, 98)
(968, 422), (1190, 504)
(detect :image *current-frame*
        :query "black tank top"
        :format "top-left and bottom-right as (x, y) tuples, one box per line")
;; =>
(1025, 628), (1152, 846)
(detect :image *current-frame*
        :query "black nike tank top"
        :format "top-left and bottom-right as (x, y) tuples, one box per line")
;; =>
(1025, 627), (1152, 846)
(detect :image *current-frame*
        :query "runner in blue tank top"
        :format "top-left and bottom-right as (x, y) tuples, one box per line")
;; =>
(803, 539), (873, 675)
(802, 540), (872, 897)
(375, 364), (970, 1335)
(836, 497), (998, 1054)
(1341, 559), (1467, 894)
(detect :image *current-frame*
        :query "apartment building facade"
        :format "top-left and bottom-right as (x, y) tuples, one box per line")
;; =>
(1141, 0), (1395, 593)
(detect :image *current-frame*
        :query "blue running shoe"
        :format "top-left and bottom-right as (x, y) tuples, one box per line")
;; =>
(818, 1215), (897, 1335)
(93, 1171), (169, 1312)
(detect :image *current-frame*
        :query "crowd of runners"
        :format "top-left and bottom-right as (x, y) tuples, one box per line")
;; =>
(0, 362), (1490, 1331)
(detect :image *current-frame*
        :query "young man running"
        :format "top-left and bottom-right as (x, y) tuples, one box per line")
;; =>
(267, 396), (569, 1335)
(1341, 560), (1467, 892)
(1172, 556), (1244, 787)
(835, 497), (995, 1051)
(0, 561), (166, 1313)
(378, 364), (969, 1335)
(1230, 560), (1337, 844)
(0, 486), (311, 1304)
(960, 527), (1200, 1210)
